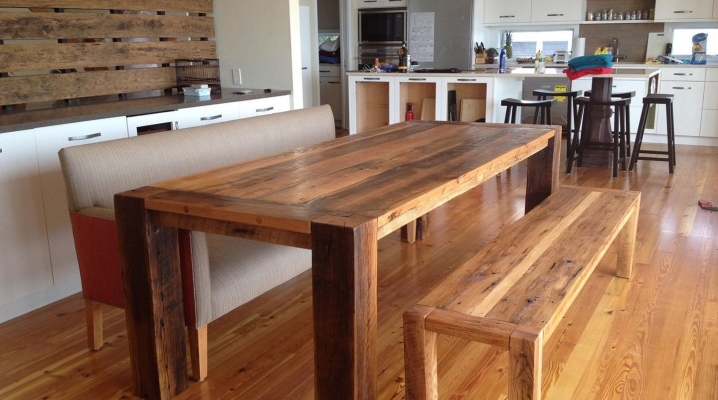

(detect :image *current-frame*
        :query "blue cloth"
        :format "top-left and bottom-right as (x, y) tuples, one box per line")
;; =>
(568, 54), (613, 71)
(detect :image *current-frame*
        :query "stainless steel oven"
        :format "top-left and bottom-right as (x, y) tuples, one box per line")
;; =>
(357, 9), (406, 69)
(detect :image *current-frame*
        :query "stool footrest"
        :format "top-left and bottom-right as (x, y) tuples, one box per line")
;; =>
(637, 149), (669, 155)
(636, 156), (670, 162)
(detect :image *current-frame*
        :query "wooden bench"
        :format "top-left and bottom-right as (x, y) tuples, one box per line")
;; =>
(403, 185), (641, 400)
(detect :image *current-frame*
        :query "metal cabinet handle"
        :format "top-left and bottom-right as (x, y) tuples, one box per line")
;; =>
(200, 114), (223, 121)
(68, 132), (101, 141)
(499, 15), (515, 18)
(408, 78), (427, 81)
(320, 70), (331, 73)
(363, 77), (381, 81)
(0, 148), (3, 154)
(328, 81), (341, 84)
(174, 121), (179, 130)
(547, 13), (564, 16)
(672, 87), (691, 90)
(363, 0), (378, 2)
(673, 10), (693, 13)
(673, 73), (692, 76)
(256, 107), (274, 112)
(457, 78), (477, 82)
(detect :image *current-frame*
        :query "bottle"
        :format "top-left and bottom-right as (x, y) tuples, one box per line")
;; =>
(398, 42), (409, 73)
(374, 57), (381, 72)
(537, 50), (546, 74)
(405, 103), (414, 121)
(499, 47), (507, 73)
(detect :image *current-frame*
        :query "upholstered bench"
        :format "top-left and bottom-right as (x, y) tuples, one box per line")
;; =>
(403, 186), (641, 400)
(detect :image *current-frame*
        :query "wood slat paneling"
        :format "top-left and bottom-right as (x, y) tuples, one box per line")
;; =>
(0, 13), (214, 40)
(0, 67), (177, 105)
(0, 0), (212, 13)
(0, 41), (215, 72)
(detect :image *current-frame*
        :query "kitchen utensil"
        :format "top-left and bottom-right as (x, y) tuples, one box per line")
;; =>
(646, 32), (669, 60)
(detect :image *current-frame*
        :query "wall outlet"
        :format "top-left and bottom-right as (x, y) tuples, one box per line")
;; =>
(232, 68), (242, 85)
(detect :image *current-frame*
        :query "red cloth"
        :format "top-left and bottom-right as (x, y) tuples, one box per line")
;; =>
(563, 67), (613, 81)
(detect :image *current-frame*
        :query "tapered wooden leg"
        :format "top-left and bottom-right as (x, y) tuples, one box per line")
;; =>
(509, 327), (543, 400)
(617, 200), (640, 279)
(115, 188), (188, 400)
(311, 217), (378, 400)
(188, 325), (208, 382)
(401, 214), (430, 244)
(85, 299), (103, 351)
(526, 132), (561, 214)
(403, 305), (439, 400)
(402, 220), (418, 244)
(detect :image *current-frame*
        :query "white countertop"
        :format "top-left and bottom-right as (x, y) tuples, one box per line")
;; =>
(347, 67), (661, 79)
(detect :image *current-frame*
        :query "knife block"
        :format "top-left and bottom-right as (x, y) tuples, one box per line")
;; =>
(475, 54), (485, 64)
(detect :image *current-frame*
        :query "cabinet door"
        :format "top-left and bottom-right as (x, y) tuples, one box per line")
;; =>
(485, 0), (531, 24)
(35, 117), (129, 284)
(396, 76), (441, 122)
(0, 130), (53, 306)
(348, 75), (396, 134)
(531, 0), (583, 22)
(320, 77), (343, 125)
(237, 96), (291, 119)
(440, 77), (495, 122)
(655, 0), (713, 20)
(699, 110), (718, 137)
(657, 82), (705, 137)
(177, 103), (241, 129)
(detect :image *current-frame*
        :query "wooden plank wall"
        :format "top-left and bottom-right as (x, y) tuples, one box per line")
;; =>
(0, 1), (216, 106)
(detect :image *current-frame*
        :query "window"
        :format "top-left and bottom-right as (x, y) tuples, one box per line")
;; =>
(671, 29), (718, 55)
(507, 30), (573, 57)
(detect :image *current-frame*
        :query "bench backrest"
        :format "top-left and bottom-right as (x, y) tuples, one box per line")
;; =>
(60, 105), (335, 213)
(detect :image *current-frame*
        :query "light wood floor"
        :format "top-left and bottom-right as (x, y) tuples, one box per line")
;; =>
(1, 143), (717, 399)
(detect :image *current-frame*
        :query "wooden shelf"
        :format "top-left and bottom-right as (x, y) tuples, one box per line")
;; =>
(581, 19), (657, 24)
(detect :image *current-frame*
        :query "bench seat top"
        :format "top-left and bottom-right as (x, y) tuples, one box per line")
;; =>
(418, 186), (640, 342)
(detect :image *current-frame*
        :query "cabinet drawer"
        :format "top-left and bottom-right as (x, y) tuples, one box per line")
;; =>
(238, 96), (291, 119)
(655, 0), (713, 20)
(660, 67), (706, 82)
(177, 103), (240, 129)
(319, 65), (341, 77)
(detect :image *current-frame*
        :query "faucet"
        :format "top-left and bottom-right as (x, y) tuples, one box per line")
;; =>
(611, 38), (620, 57)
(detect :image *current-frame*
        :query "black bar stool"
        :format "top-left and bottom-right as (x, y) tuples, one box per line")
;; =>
(501, 98), (555, 124)
(629, 94), (675, 174)
(585, 90), (635, 158)
(569, 96), (631, 177)
(533, 89), (582, 161)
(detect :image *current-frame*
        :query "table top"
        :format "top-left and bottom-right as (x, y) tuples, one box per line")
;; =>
(140, 121), (557, 243)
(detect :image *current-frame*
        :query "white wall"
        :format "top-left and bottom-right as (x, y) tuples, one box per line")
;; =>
(214, 0), (318, 109)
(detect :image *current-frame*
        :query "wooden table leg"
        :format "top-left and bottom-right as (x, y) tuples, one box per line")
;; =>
(311, 217), (378, 400)
(525, 132), (561, 214)
(580, 77), (614, 168)
(401, 214), (430, 244)
(509, 327), (543, 400)
(115, 188), (188, 400)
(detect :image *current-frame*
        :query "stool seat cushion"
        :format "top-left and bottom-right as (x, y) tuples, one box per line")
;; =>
(643, 93), (674, 104)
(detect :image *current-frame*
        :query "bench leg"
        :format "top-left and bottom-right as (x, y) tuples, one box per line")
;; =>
(85, 299), (103, 351)
(403, 305), (439, 400)
(617, 202), (640, 279)
(509, 327), (543, 400)
(188, 325), (208, 381)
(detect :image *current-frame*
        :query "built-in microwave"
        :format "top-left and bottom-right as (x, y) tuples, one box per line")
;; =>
(358, 9), (406, 45)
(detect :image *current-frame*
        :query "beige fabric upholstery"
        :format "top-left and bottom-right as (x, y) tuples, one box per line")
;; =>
(60, 105), (335, 327)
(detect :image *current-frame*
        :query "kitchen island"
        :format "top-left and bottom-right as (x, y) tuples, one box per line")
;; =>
(347, 67), (661, 135)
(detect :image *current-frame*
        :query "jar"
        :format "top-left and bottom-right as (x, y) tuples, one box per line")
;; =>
(608, 9), (614, 20)
(618, 11), (624, 20)
(586, 11), (594, 21)
(636, 10), (642, 20)
(601, 10), (608, 21)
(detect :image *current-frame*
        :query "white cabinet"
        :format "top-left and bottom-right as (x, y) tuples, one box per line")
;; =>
(530, 0), (583, 23)
(357, 0), (406, 8)
(658, 82), (705, 137)
(485, 0), (532, 24)
(237, 95), (291, 119)
(396, 76), (441, 122)
(0, 130), (53, 306)
(177, 103), (241, 129)
(349, 75), (396, 134)
(655, 0), (714, 20)
(320, 65), (343, 127)
(127, 110), (179, 136)
(440, 76), (495, 123)
(34, 117), (129, 285)
(700, 68), (718, 137)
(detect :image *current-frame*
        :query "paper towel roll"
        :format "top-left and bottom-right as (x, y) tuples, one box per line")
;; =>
(574, 37), (586, 57)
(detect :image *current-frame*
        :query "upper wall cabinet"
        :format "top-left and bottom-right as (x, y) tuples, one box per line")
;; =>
(655, 0), (714, 20)
(484, 0), (532, 24)
(357, 0), (407, 9)
(531, 0), (584, 23)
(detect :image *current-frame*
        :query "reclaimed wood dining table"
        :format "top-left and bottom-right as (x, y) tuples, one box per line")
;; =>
(114, 120), (561, 400)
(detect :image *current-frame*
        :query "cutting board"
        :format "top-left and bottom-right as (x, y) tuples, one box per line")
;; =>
(646, 32), (669, 60)
(460, 99), (486, 122)
(420, 98), (435, 120)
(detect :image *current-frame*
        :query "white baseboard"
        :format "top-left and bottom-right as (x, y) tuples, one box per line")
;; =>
(0, 277), (82, 324)
(633, 133), (718, 147)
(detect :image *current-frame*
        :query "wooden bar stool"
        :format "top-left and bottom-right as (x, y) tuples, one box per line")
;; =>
(569, 96), (631, 177)
(585, 90), (635, 158)
(501, 98), (555, 124)
(629, 93), (675, 173)
(533, 89), (582, 161)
